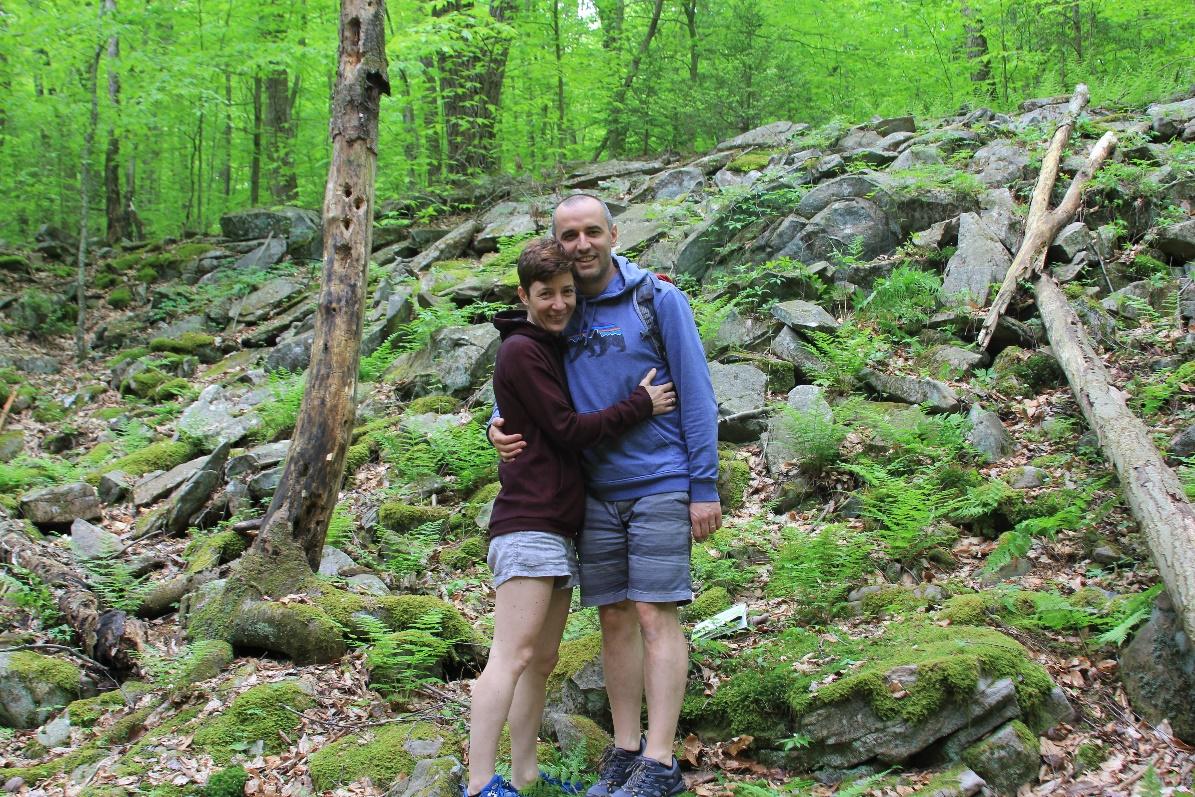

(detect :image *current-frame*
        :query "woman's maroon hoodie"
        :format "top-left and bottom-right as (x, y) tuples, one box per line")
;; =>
(488, 309), (653, 540)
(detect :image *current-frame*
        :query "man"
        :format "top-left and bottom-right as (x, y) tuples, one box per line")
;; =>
(489, 194), (721, 797)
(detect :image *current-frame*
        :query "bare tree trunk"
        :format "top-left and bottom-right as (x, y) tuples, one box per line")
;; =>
(1, 529), (147, 674)
(683, 0), (698, 82)
(221, 70), (232, 198)
(1035, 275), (1195, 645)
(76, 31), (103, 363)
(266, 68), (299, 202)
(102, 0), (126, 244)
(551, 0), (565, 159)
(592, 0), (664, 161)
(256, 0), (389, 569)
(251, 72), (262, 206)
(960, 1), (992, 88)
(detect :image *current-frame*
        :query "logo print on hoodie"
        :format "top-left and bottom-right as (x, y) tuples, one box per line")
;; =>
(567, 323), (627, 361)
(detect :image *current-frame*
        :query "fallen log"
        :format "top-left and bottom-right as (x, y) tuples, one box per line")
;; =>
(977, 84), (1117, 350)
(402, 218), (481, 274)
(1035, 275), (1195, 645)
(1, 527), (147, 674)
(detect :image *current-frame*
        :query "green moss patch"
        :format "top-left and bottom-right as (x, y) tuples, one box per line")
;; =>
(378, 501), (450, 533)
(682, 586), (732, 623)
(547, 633), (602, 696)
(7, 650), (81, 693)
(439, 535), (486, 570)
(308, 721), (461, 791)
(717, 450), (751, 512)
(727, 150), (777, 173)
(67, 690), (126, 727)
(87, 438), (197, 485)
(184, 531), (248, 574)
(149, 332), (216, 356)
(192, 681), (314, 763)
(406, 394), (459, 415)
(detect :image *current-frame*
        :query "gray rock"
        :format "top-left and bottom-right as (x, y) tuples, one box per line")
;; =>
(874, 116), (916, 136)
(16, 356), (60, 375)
(177, 384), (262, 449)
(1171, 424), (1195, 459)
(716, 120), (807, 151)
(771, 300), (839, 333)
(860, 369), (959, 412)
(347, 573), (390, 596)
(800, 198), (900, 262)
(786, 384), (833, 418)
(1006, 466), (1047, 489)
(967, 405), (1015, 464)
(927, 346), (985, 377)
(20, 483), (102, 527)
(0, 651), (83, 729)
(133, 457), (205, 507)
(912, 217), (960, 249)
(164, 442), (231, 534)
(2, 776), (23, 792)
(796, 173), (889, 219)
(97, 470), (132, 505)
(1121, 590), (1195, 744)
(564, 159), (665, 188)
(886, 181), (980, 238)
(609, 203), (670, 256)
(769, 327), (827, 381)
(709, 362), (768, 443)
(648, 167), (705, 200)
(386, 323), (501, 399)
(1049, 221), (1093, 263)
(705, 307), (772, 358)
(979, 188), (1022, 253)
(225, 441), (291, 481)
(943, 213), (1012, 302)
(265, 332), (314, 373)
(249, 466), (282, 500)
(917, 768), (987, 797)
(70, 519), (121, 560)
(674, 216), (735, 279)
(319, 546), (357, 577)
(0, 430), (24, 463)
(962, 721), (1040, 796)
(219, 208), (292, 241)
(35, 711), (72, 748)
(277, 206), (322, 260)
(1101, 280), (1161, 320)
(844, 147), (898, 168)
(389, 756), (462, 797)
(971, 139), (1029, 187)
(231, 277), (305, 323)
(837, 126), (883, 151)
(711, 168), (748, 188)
(879, 130), (917, 151)
(1156, 219), (1195, 261)
(473, 213), (541, 254)
(889, 145), (943, 170)
(1148, 97), (1195, 140)
(544, 637), (610, 727)
(232, 237), (287, 271)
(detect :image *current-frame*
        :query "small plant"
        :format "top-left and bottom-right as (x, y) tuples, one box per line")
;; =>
(803, 322), (888, 394)
(378, 520), (443, 577)
(82, 553), (152, 612)
(856, 265), (942, 335)
(325, 502), (355, 549)
(0, 564), (65, 633)
(983, 482), (1110, 574)
(359, 332), (403, 382)
(777, 404), (847, 475)
(767, 523), (871, 621)
(355, 611), (454, 696)
(1130, 360), (1194, 416)
(252, 371), (306, 442)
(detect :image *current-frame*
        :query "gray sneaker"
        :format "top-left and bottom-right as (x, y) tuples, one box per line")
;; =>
(610, 757), (684, 797)
(585, 738), (646, 797)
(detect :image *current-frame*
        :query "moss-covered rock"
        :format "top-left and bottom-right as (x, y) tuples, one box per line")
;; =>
(936, 592), (999, 626)
(716, 450), (751, 512)
(87, 438), (198, 486)
(378, 501), (451, 533)
(990, 346), (1064, 394)
(192, 680), (314, 762)
(0, 650), (84, 728)
(682, 586), (732, 623)
(184, 531), (248, 574)
(727, 150), (777, 173)
(547, 713), (612, 770)
(307, 721), (462, 791)
(149, 332), (217, 358)
(439, 535), (486, 571)
(961, 720), (1040, 795)
(545, 633), (608, 721)
(0, 743), (107, 786)
(205, 765), (248, 797)
(67, 690), (126, 727)
(121, 368), (171, 398)
(172, 640), (235, 690)
(406, 394), (460, 415)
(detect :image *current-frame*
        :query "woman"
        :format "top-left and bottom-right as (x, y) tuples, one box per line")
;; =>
(464, 238), (676, 797)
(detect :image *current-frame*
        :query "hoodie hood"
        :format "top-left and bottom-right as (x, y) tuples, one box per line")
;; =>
(569, 255), (650, 340)
(493, 308), (565, 348)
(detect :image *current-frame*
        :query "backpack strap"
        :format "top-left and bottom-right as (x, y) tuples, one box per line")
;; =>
(633, 274), (667, 362)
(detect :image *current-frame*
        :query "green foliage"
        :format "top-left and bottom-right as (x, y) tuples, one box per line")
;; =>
(324, 502), (355, 549)
(354, 610), (453, 695)
(379, 418), (497, 491)
(1130, 359), (1195, 416)
(378, 520), (443, 578)
(0, 563), (66, 635)
(847, 460), (955, 565)
(855, 265), (942, 335)
(107, 287), (133, 309)
(776, 404), (847, 475)
(887, 164), (985, 200)
(251, 371), (306, 443)
(0, 456), (82, 497)
(803, 322), (887, 393)
(205, 765), (248, 797)
(391, 299), (508, 356)
(6, 289), (74, 337)
(82, 554), (152, 612)
(984, 482), (1110, 574)
(767, 523), (870, 621)
(359, 332), (403, 382)
(691, 522), (760, 593)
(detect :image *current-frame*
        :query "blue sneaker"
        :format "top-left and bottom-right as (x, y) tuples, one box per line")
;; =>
(464, 774), (522, 797)
(540, 771), (585, 795)
(585, 738), (646, 797)
(609, 756), (684, 797)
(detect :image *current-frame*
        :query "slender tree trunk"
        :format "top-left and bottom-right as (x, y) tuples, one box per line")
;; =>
(255, 0), (389, 569)
(251, 72), (262, 206)
(592, 0), (664, 161)
(77, 29), (103, 362)
(551, 0), (565, 159)
(266, 68), (299, 202)
(103, 0), (126, 243)
(221, 70), (232, 198)
(683, 0), (698, 82)
(960, 1), (993, 89)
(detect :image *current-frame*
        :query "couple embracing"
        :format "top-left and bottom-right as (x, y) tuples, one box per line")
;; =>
(464, 194), (721, 797)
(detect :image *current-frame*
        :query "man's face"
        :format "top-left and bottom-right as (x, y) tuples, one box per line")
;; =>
(519, 271), (577, 334)
(553, 198), (618, 292)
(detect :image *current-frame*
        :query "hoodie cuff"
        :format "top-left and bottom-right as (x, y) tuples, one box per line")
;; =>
(690, 480), (720, 504)
(630, 385), (653, 418)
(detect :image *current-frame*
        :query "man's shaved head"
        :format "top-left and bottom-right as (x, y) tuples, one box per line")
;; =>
(551, 194), (614, 238)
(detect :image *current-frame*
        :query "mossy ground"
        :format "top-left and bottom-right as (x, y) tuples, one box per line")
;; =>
(86, 438), (197, 485)
(307, 721), (461, 791)
(191, 681), (314, 762)
(6, 650), (82, 693)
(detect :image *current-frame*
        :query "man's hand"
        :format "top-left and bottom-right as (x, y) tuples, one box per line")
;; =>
(689, 501), (722, 542)
(488, 416), (526, 463)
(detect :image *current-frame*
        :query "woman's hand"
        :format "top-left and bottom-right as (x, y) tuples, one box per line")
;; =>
(639, 368), (677, 416)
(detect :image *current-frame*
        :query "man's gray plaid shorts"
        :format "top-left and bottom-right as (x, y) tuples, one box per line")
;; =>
(578, 491), (693, 607)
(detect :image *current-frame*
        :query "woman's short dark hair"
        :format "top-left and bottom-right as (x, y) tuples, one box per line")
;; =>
(516, 237), (572, 290)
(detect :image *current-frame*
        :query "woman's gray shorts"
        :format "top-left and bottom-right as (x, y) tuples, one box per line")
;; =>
(487, 531), (580, 590)
(577, 491), (693, 607)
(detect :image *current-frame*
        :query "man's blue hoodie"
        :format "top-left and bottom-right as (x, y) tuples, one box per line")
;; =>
(560, 255), (719, 503)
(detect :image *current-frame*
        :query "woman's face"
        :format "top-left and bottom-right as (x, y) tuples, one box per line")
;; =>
(519, 271), (577, 333)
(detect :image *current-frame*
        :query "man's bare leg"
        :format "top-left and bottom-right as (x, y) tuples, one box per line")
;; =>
(507, 586), (573, 790)
(598, 599), (645, 751)
(636, 601), (687, 764)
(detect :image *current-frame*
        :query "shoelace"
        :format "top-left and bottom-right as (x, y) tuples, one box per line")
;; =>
(595, 747), (637, 788)
(616, 760), (651, 797)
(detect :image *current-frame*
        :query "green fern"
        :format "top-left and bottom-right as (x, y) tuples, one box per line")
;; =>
(983, 484), (1108, 574)
(251, 371), (307, 443)
(325, 502), (355, 549)
(856, 264), (942, 335)
(377, 520), (442, 577)
(1131, 360), (1194, 416)
(803, 322), (887, 394)
(1096, 584), (1163, 646)
(776, 404), (847, 475)
(359, 332), (403, 383)
(82, 554), (152, 612)
(768, 523), (871, 621)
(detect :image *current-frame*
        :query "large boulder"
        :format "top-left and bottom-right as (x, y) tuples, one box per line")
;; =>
(709, 362), (768, 443)
(1148, 97), (1195, 140)
(19, 483), (102, 528)
(229, 277), (306, 323)
(961, 721), (1041, 796)
(970, 140), (1030, 187)
(716, 121), (808, 151)
(942, 213), (1012, 302)
(385, 323), (501, 399)
(796, 173), (889, 219)
(219, 208), (292, 241)
(644, 167), (706, 200)
(771, 300), (838, 333)
(177, 384), (263, 449)
(545, 634), (609, 728)
(860, 369), (960, 412)
(1120, 591), (1195, 744)
(473, 212), (542, 254)
(1156, 218), (1195, 261)
(0, 651), (87, 729)
(799, 198), (900, 262)
(967, 405), (1015, 464)
(612, 204), (671, 257)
